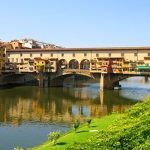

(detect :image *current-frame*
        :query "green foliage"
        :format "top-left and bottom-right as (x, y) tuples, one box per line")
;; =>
(68, 97), (150, 149)
(73, 119), (80, 132)
(48, 131), (61, 145)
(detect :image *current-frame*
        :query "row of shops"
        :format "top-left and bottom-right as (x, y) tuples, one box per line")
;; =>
(4, 58), (57, 73)
(2, 55), (150, 75)
(90, 57), (150, 74)
(3, 58), (91, 73)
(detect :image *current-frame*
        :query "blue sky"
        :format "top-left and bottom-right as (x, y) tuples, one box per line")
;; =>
(0, 0), (150, 47)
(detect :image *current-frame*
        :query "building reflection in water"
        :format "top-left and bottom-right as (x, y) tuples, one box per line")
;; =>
(0, 85), (137, 126)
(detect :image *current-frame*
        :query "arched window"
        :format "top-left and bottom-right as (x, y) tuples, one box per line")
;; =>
(69, 59), (79, 69)
(58, 59), (67, 69)
(80, 59), (90, 70)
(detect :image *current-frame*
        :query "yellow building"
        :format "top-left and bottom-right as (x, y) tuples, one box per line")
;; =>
(34, 57), (46, 72)
(0, 47), (6, 74)
(10, 41), (22, 50)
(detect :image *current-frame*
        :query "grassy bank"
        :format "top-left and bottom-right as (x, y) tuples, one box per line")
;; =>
(30, 96), (150, 150)
(29, 114), (120, 150)
(68, 97), (150, 150)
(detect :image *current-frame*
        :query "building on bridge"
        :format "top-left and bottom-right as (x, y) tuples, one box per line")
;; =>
(0, 47), (6, 74)
(6, 47), (150, 71)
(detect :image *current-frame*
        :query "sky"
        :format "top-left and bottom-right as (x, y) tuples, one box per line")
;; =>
(0, 0), (150, 47)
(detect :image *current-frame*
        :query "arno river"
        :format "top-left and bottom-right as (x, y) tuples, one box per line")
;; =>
(0, 77), (150, 150)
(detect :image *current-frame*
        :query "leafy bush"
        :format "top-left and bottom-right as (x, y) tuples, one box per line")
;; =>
(67, 97), (150, 149)
(86, 118), (92, 127)
(48, 131), (61, 145)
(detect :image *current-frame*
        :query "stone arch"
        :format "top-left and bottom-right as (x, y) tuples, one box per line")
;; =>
(80, 59), (90, 70)
(58, 59), (67, 69)
(69, 59), (79, 69)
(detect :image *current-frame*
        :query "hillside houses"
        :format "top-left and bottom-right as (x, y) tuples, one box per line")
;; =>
(0, 38), (62, 50)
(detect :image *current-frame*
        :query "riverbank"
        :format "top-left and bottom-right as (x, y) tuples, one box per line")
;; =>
(29, 114), (120, 150)
(30, 96), (150, 150)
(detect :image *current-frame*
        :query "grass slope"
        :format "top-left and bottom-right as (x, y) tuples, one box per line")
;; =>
(68, 97), (150, 150)
(29, 114), (119, 150)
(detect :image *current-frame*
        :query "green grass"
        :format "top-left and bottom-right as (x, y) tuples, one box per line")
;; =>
(68, 97), (150, 150)
(29, 114), (120, 150)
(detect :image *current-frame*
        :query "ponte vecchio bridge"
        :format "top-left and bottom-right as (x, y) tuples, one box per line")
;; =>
(3, 47), (150, 90)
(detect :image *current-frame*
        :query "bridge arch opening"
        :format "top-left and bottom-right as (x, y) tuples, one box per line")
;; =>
(80, 59), (90, 70)
(58, 59), (67, 69)
(69, 59), (79, 69)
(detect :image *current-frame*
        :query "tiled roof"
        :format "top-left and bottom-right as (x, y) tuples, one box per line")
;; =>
(6, 47), (150, 52)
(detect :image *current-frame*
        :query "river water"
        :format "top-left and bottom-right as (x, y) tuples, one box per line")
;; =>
(0, 77), (150, 150)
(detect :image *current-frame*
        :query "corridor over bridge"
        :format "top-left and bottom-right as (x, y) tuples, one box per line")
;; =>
(2, 47), (150, 90)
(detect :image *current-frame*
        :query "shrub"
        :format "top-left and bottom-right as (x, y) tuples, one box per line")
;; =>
(86, 118), (92, 127)
(73, 119), (80, 132)
(48, 131), (61, 145)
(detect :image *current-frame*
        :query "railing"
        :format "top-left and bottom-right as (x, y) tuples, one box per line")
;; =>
(62, 69), (91, 76)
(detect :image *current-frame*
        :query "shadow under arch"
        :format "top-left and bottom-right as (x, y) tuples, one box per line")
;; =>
(69, 59), (79, 69)
(50, 73), (92, 87)
(108, 74), (140, 87)
(80, 59), (90, 70)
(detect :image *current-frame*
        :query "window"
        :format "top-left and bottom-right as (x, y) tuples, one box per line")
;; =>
(8, 53), (10, 57)
(73, 52), (75, 57)
(121, 53), (124, 57)
(20, 53), (22, 57)
(30, 53), (32, 57)
(109, 53), (111, 57)
(16, 58), (18, 63)
(134, 53), (137, 57)
(96, 53), (99, 57)
(148, 53), (150, 56)
(84, 53), (87, 57)
(61, 53), (64, 57)
(40, 53), (42, 57)
(51, 53), (53, 57)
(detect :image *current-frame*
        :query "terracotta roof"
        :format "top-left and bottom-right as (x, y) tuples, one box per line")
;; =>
(6, 47), (150, 52)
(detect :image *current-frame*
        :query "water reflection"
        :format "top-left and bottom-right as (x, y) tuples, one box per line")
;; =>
(0, 85), (136, 126)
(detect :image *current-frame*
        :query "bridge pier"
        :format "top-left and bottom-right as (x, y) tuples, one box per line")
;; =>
(38, 73), (49, 88)
(100, 73), (121, 91)
(100, 73), (113, 91)
(38, 73), (44, 88)
(145, 76), (149, 82)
